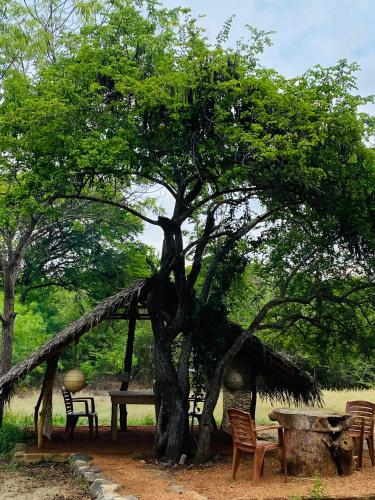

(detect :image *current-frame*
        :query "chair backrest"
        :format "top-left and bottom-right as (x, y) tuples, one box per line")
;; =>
(346, 400), (375, 436)
(61, 386), (73, 414)
(228, 408), (257, 448)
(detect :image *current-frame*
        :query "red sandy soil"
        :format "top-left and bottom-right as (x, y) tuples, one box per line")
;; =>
(32, 427), (375, 499)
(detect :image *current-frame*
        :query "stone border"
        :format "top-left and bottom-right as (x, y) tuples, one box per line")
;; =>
(70, 454), (138, 500)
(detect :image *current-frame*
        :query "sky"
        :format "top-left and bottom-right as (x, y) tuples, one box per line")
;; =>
(141, 0), (375, 251)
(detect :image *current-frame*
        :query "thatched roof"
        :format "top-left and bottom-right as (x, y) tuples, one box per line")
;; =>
(0, 277), (321, 407)
(230, 333), (322, 406)
(0, 279), (147, 402)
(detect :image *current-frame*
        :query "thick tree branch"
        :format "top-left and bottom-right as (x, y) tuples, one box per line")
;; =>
(280, 248), (317, 297)
(200, 210), (274, 303)
(20, 281), (74, 301)
(133, 172), (178, 200)
(210, 282), (371, 386)
(187, 209), (216, 289)
(55, 194), (161, 226)
(257, 314), (322, 331)
(9, 215), (41, 268)
(184, 179), (203, 205)
(180, 187), (256, 223)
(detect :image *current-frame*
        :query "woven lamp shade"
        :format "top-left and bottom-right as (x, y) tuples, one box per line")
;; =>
(63, 369), (85, 393)
(223, 369), (244, 392)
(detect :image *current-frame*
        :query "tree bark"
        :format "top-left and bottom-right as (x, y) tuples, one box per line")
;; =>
(195, 325), (255, 463)
(0, 219), (40, 426)
(194, 369), (224, 464)
(269, 408), (354, 476)
(331, 431), (354, 476)
(177, 332), (192, 456)
(0, 265), (17, 425)
(153, 333), (187, 463)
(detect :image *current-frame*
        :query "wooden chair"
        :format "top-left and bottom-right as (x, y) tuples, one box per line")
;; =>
(61, 386), (98, 440)
(346, 400), (375, 469)
(228, 408), (287, 485)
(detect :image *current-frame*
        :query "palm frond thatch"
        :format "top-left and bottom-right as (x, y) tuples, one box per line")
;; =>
(221, 329), (322, 431)
(0, 279), (147, 402)
(241, 334), (322, 405)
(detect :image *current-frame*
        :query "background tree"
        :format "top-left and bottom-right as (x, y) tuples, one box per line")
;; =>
(19, 201), (151, 301)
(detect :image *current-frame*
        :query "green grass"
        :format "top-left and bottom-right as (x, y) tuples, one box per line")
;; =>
(9, 388), (375, 425)
(0, 414), (34, 459)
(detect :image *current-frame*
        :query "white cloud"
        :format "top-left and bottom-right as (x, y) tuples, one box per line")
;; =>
(162, 0), (374, 109)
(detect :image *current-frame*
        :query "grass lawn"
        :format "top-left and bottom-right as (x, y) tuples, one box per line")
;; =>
(5, 387), (375, 427)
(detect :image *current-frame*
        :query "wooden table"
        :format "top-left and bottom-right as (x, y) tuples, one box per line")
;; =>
(109, 390), (155, 442)
(269, 408), (354, 477)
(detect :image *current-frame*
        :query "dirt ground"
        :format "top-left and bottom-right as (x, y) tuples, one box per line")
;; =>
(29, 426), (375, 500)
(0, 462), (89, 500)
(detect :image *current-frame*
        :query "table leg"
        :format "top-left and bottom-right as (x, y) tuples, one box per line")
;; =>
(111, 403), (118, 442)
(119, 403), (128, 431)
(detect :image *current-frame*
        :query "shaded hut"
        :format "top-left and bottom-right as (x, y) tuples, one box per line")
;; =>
(221, 334), (321, 432)
(0, 278), (321, 441)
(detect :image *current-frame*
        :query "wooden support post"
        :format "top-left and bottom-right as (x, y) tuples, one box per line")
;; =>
(119, 309), (136, 431)
(35, 355), (59, 449)
(250, 370), (257, 421)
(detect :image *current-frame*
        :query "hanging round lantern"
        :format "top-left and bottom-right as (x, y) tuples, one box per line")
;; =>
(223, 369), (244, 392)
(63, 369), (86, 393)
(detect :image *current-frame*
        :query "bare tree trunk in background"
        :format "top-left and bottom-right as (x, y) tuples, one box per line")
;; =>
(0, 264), (17, 426)
(0, 219), (39, 426)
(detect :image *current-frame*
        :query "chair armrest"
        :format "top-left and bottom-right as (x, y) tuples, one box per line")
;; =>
(72, 397), (95, 412)
(255, 425), (282, 432)
(72, 399), (89, 414)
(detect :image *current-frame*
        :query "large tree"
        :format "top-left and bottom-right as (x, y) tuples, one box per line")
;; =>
(2, 0), (374, 462)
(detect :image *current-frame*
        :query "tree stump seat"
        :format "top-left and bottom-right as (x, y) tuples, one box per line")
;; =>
(269, 408), (355, 477)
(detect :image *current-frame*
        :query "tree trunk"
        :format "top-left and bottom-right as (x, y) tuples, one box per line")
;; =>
(195, 325), (250, 463)
(0, 266), (16, 426)
(269, 408), (354, 476)
(153, 335), (187, 463)
(177, 332), (192, 457)
(194, 369), (224, 464)
(332, 431), (355, 476)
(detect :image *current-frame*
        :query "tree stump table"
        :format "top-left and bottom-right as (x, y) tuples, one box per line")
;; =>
(269, 408), (355, 477)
